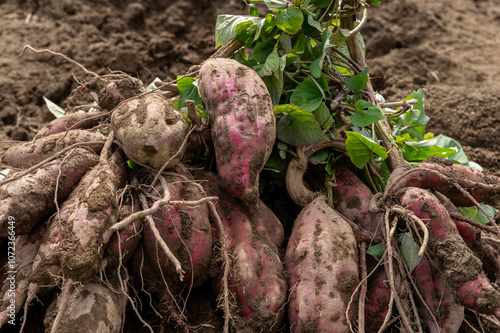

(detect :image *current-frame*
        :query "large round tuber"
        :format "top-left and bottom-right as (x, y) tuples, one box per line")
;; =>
(111, 92), (189, 170)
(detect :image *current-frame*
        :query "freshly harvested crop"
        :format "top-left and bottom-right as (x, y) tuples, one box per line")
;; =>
(198, 170), (287, 332)
(386, 159), (500, 206)
(34, 111), (104, 139)
(198, 58), (276, 206)
(141, 173), (212, 288)
(285, 195), (359, 332)
(111, 92), (189, 170)
(58, 149), (127, 282)
(44, 279), (124, 333)
(400, 187), (500, 317)
(3, 129), (105, 168)
(0, 148), (99, 236)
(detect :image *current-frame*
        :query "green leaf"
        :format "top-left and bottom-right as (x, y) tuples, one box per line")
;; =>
(276, 7), (304, 35)
(290, 77), (324, 111)
(292, 32), (308, 54)
(367, 243), (383, 261)
(43, 97), (66, 118)
(254, 13), (276, 41)
(176, 77), (203, 109)
(434, 135), (469, 166)
(274, 104), (327, 146)
(406, 88), (427, 124)
(263, 0), (289, 10)
(350, 100), (385, 127)
(403, 137), (457, 162)
(257, 46), (286, 104)
(459, 204), (498, 225)
(344, 67), (370, 91)
(249, 41), (276, 63)
(346, 131), (388, 169)
(398, 232), (423, 272)
(311, 0), (329, 8)
(265, 147), (287, 172)
(313, 102), (334, 131)
(301, 9), (322, 36)
(126, 159), (140, 170)
(366, 0), (382, 6)
(248, 3), (260, 16)
(215, 15), (262, 48)
(325, 152), (336, 175)
(330, 28), (350, 46)
(308, 150), (329, 163)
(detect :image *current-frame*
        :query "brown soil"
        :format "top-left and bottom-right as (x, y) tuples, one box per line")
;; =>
(1, 0), (500, 331)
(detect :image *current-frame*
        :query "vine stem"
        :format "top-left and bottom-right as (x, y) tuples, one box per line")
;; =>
(340, 3), (406, 171)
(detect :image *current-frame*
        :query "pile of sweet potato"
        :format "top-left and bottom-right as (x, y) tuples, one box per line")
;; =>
(1, 56), (500, 333)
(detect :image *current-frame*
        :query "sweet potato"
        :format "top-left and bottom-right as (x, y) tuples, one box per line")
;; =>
(141, 173), (212, 289)
(285, 195), (359, 332)
(3, 129), (105, 168)
(198, 170), (287, 332)
(0, 148), (99, 236)
(58, 149), (127, 282)
(364, 266), (410, 333)
(111, 92), (189, 170)
(400, 187), (500, 317)
(332, 162), (373, 225)
(412, 256), (464, 333)
(44, 279), (124, 333)
(98, 76), (146, 111)
(433, 191), (480, 248)
(386, 158), (500, 206)
(103, 195), (143, 268)
(198, 58), (276, 206)
(34, 111), (104, 139)
(0, 222), (46, 327)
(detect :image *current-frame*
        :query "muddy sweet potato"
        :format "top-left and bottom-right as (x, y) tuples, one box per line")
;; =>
(332, 162), (373, 225)
(141, 173), (212, 289)
(3, 129), (105, 168)
(44, 279), (124, 333)
(412, 256), (464, 333)
(111, 92), (189, 170)
(198, 58), (276, 206)
(0, 222), (47, 327)
(58, 149), (128, 282)
(386, 158), (500, 206)
(103, 195), (143, 268)
(198, 170), (287, 332)
(400, 187), (500, 317)
(0, 148), (99, 236)
(98, 76), (146, 111)
(34, 111), (104, 139)
(285, 196), (359, 332)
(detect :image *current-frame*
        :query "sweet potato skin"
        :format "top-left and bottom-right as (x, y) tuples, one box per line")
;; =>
(142, 173), (212, 288)
(198, 58), (276, 205)
(58, 150), (127, 282)
(285, 196), (359, 333)
(111, 92), (188, 170)
(400, 187), (500, 315)
(332, 162), (373, 225)
(387, 159), (499, 206)
(0, 222), (47, 326)
(3, 129), (105, 168)
(104, 200), (142, 267)
(0, 148), (99, 236)
(34, 111), (103, 139)
(413, 256), (464, 333)
(198, 170), (286, 332)
(44, 280), (124, 333)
